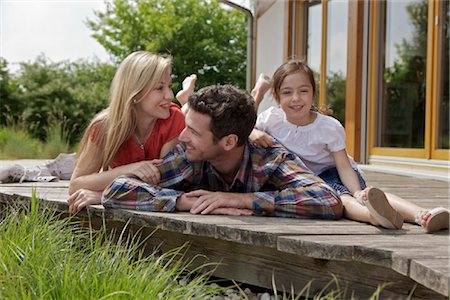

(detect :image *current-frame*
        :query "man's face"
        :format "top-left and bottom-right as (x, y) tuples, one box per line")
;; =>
(178, 109), (224, 162)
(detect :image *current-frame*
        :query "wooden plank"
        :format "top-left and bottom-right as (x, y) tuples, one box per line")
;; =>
(277, 234), (450, 295)
(410, 259), (450, 296)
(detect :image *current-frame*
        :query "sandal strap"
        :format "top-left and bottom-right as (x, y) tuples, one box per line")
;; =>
(414, 210), (429, 225)
(354, 191), (366, 206)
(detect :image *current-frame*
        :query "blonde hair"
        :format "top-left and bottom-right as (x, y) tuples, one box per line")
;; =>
(78, 51), (172, 170)
(271, 59), (332, 115)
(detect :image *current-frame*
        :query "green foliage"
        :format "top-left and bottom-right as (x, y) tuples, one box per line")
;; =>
(0, 127), (41, 159)
(86, 0), (247, 90)
(0, 195), (227, 299)
(0, 58), (22, 125)
(0, 124), (74, 159)
(40, 116), (72, 158)
(326, 71), (346, 124)
(10, 55), (115, 144)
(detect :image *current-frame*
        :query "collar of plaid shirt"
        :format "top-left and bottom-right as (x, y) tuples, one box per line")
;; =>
(201, 143), (251, 191)
(159, 142), (268, 193)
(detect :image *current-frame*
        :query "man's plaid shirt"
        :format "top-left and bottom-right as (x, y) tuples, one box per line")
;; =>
(102, 142), (342, 219)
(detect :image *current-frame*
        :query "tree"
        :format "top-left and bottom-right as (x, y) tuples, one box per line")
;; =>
(14, 55), (115, 144)
(326, 71), (346, 125)
(86, 0), (247, 90)
(0, 58), (22, 125)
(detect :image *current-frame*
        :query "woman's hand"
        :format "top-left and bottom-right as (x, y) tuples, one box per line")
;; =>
(67, 189), (102, 214)
(127, 159), (163, 185)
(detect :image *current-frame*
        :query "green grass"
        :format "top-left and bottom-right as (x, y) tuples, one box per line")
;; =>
(0, 123), (73, 159)
(0, 193), (226, 299)
(0, 127), (42, 159)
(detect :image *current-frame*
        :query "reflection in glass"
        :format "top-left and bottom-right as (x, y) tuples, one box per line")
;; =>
(437, 1), (449, 149)
(307, 1), (322, 101)
(326, 0), (348, 124)
(377, 0), (427, 148)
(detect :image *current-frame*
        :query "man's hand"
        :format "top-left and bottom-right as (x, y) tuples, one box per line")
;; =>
(176, 192), (253, 216)
(187, 190), (253, 215)
(175, 193), (197, 211)
(67, 188), (102, 214)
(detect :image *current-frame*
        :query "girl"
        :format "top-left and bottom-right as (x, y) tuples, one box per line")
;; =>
(250, 59), (449, 233)
(68, 51), (196, 213)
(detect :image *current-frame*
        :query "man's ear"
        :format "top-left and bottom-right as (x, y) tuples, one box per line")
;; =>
(220, 134), (239, 151)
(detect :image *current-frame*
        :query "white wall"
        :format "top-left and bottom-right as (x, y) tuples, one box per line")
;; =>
(255, 0), (286, 114)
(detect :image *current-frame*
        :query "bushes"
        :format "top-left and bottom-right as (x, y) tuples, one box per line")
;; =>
(1, 55), (115, 147)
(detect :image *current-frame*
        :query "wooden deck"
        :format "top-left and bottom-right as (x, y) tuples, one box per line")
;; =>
(0, 160), (448, 299)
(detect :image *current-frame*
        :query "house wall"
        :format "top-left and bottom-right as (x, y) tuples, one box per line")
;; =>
(255, 0), (286, 113)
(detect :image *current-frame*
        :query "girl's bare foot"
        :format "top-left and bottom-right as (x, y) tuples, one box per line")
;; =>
(182, 74), (197, 93)
(176, 74), (197, 106)
(251, 73), (271, 107)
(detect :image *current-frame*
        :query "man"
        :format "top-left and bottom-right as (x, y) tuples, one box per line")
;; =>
(102, 85), (343, 219)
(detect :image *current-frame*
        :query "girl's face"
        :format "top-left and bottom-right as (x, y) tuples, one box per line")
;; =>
(135, 70), (174, 121)
(276, 71), (315, 126)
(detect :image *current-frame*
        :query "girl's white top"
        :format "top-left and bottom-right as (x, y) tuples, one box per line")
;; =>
(255, 106), (358, 175)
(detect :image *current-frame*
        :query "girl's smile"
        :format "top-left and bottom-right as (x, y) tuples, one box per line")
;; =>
(277, 71), (315, 126)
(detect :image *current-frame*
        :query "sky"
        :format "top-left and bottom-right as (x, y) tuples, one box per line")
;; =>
(1, 0), (112, 74)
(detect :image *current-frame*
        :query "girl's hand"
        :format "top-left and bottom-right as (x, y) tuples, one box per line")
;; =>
(128, 159), (162, 185)
(354, 187), (372, 204)
(249, 129), (275, 148)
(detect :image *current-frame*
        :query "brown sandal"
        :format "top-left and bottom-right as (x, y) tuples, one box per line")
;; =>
(416, 207), (449, 233)
(364, 187), (404, 229)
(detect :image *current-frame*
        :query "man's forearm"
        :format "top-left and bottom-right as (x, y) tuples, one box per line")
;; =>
(102, 175), (181, 212)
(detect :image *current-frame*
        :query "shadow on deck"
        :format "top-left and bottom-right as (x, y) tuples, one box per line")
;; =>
(0, 163), (448, 299)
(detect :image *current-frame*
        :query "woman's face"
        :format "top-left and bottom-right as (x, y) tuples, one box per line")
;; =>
(135, 70), (174, 120)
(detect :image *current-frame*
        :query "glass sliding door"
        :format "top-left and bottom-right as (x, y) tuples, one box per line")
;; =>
(435, 0), (449, 151)
(306, 0), (348, 125)
(307, 0), (322, 103)
(326, 0), (348, 124)
(375, 0), (427, 149)
(369, 0), (449, 161)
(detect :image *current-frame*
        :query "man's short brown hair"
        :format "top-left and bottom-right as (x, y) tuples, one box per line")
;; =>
(188, 85), (256, 146)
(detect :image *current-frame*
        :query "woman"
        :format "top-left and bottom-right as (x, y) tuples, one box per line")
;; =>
(68, 51), (195, 213)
